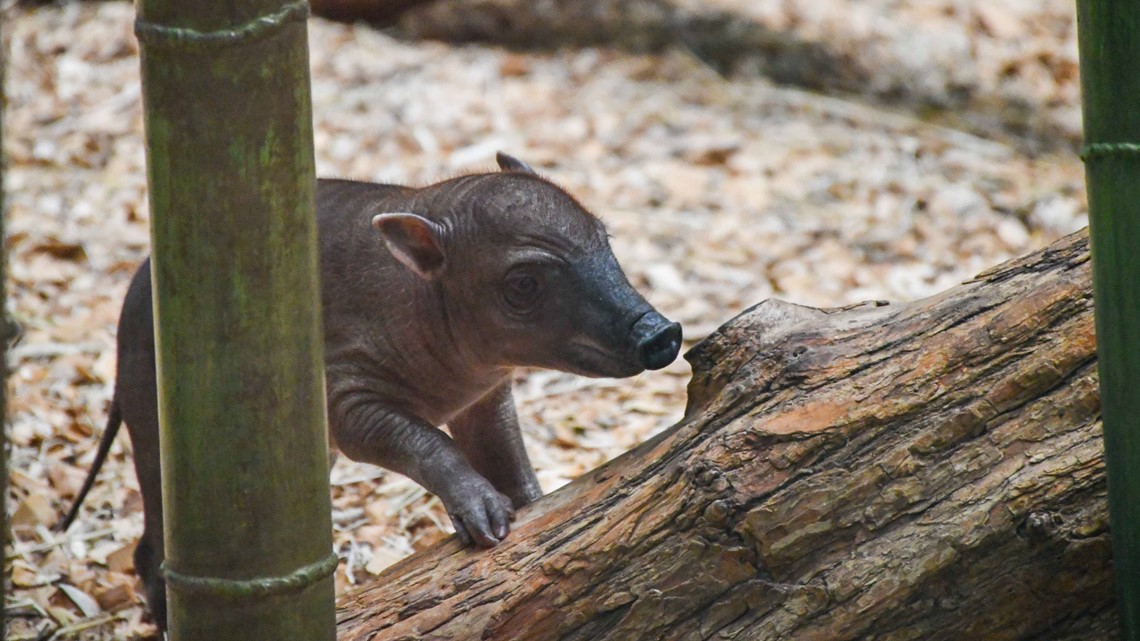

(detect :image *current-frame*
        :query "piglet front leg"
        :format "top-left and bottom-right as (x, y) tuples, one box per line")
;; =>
(449, 382), (543, 509)
(332, 397), (515, 547)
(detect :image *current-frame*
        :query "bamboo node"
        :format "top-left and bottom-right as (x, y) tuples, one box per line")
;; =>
(1079, 141), (1140, 161)
(161, 551), (338, 601)
(134, 0), (310, 50)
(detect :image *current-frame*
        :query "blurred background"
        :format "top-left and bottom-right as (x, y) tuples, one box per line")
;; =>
(4, 0), (1088, 638)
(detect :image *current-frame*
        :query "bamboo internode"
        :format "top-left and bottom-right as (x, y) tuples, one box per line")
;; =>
(137, 0), (335, 638)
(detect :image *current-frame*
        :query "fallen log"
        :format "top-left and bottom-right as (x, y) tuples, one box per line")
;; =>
(336, 229), (1115, 641)
(307, 0), (436, 25)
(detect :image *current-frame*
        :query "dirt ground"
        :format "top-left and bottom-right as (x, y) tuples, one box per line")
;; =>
(4, 0), (1087, 638)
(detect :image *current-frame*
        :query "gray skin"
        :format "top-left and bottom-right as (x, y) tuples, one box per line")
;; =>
(59, 153), (682, 630)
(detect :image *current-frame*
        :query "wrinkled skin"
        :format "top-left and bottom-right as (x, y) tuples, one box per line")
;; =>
(60, 154), (682, 630)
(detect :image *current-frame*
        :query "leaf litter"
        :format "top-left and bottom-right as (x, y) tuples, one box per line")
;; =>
(4, 1), (1086, 638)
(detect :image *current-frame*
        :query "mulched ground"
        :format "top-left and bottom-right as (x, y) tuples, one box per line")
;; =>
(5, 1), (1087, 638)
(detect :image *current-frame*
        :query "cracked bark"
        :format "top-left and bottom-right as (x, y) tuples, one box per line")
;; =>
(336, 229), (1115, 641)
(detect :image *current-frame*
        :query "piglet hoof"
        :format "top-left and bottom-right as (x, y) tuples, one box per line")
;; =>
(443, 478), (516, 548)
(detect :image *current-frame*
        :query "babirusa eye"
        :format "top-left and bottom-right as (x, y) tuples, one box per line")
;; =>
(513, 276), (537, 295)
(505, 274), (542, 310)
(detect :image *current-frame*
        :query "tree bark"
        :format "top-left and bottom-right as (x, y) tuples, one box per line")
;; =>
(336, 229), (1115, 641)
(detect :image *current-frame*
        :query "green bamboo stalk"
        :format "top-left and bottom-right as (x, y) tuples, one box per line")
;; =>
(136, 1), (334, 639)
(1077, 2), (1140, 638)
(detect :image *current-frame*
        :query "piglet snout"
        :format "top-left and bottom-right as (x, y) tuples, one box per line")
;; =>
(632, 312), (682, 370)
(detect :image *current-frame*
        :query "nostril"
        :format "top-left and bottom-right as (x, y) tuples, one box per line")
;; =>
(637, 321), (682, 370)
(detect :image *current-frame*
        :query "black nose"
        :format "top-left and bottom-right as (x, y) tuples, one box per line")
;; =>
(636, 319), (682, 370)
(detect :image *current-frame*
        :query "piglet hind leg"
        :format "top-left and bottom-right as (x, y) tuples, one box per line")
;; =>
(332, 398), (515, 547)
(448, 382), (543, 509)
(113, 259), (170, 630)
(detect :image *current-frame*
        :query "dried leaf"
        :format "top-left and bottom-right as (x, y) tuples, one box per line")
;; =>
(365, 546), (407, 575)
(30, 238), (88, 262)
(47, 604), (80, 626)
(365, 498), (393, 523)
(95, 583), (137, 612)
(11, 565), (44, 588)
(106, 543), (137, 573)
(59, 583), (103, 618)
(12, 494), (57, 527)
(48, 462), (87, 498)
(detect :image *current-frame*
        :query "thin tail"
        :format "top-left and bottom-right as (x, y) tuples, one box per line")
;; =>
(57, 400), (123, 531)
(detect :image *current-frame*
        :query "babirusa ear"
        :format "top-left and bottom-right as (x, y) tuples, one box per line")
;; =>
(496, 151), (538, 175)
(371, 213), (446, 279)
